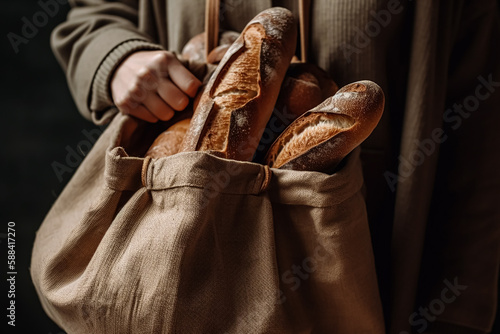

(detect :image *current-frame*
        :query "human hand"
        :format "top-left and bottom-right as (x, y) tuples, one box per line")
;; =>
(110, 50), (202, 122)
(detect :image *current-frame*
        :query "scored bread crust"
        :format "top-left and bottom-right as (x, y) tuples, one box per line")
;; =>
(253, 62), (338, 164)
(198, 24), (264, 153)
(264, 80), (385, 172)
(180, 7), (297, 161)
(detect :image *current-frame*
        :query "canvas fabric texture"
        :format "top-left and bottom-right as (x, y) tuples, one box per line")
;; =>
(31, 114), (385, 334)
(43, 0), (500, 332)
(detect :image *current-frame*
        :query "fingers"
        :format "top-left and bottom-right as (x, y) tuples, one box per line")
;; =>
(158, 53), (202, 98)
(157, 79), (190, 111)
(169, 65), (202, 98)
(117, 92), (175, 122)
(142, 92), (175, 121)
(121, 104), (159, 123)
(111, 50), (202, 123)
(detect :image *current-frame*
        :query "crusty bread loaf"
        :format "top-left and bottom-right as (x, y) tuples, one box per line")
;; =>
(145, 118), (191, 158)
(206, 44), (232, 64)
(275, 62), (339, 120)
(181, 33), (205, 63)
(180, 7), (297, 161)
(278, 71), (323, 119)
(264, 80), (384, 172)
(181, 31), (240, 64)
(253, 62), (338, 163)
(146, 29), (241, 160)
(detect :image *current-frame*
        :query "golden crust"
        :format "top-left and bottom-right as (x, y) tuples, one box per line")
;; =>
(271, 113), (355, 168)
(197, 24), (264, 153)
(265, 80), (385, 171)
(181, 7), (297, 161)
(275, 62), (338, 122)
(146, 118), (191, 158)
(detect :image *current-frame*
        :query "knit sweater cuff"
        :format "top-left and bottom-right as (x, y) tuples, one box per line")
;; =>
(90, 39), (164, 125)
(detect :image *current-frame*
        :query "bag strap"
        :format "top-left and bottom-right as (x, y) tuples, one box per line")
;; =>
(205, 0), (221, 60)
(298, 0), (311, 63)
(204, 0), (311, 61)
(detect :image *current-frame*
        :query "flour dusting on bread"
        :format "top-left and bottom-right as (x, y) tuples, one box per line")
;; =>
(265, 81), (385, 171)
(181, 7), (297, 161)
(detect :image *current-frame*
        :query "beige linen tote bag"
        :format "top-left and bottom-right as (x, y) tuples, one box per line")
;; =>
(32, 1), (385, 333)
(31, 114), (384, 334)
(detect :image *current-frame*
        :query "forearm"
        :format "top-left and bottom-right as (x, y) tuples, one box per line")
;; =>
(51, 0), (164, 123)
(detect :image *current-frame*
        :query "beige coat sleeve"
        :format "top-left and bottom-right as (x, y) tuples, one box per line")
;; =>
(51, 0), (164, 124)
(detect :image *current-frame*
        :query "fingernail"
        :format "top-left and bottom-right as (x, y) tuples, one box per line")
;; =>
(167, 109), (175, 120)
(186, 79), (201, 97)
(177, 96), (188, 109)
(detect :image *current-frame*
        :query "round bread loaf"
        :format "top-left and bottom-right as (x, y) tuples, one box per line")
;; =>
(145, 118), (192, 158)
(181, 31), (240, 64)
(275, 62), (339, 121)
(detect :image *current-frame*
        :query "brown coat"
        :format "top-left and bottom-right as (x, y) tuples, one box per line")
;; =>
(49, 0), (500, 333)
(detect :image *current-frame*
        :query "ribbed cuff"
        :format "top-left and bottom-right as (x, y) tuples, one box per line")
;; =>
(90, 39), (164, 125)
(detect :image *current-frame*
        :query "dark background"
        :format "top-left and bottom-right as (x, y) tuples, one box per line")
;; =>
(1, 1), (500, 333)
(2, 1), (95, 333)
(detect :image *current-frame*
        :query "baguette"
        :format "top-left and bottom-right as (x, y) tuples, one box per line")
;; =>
(180, 7), (297, 161)
(264, 80), (384, 172)
(146, 30), (240, 160)
(253, 62), (338, 163)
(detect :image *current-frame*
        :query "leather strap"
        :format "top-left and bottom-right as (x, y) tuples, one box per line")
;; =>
(298, 0), (311, 62)
(141, 156), (152, 187)
(205, 0), (221, 60)
(205, 0), (311, 62)
(258, 165), (273, 194)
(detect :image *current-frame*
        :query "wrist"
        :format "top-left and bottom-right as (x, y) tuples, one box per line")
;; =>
(90, 40), (164, 124)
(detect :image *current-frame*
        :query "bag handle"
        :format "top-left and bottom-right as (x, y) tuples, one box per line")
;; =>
(298, 0), (311, 63)
(205, 0), (220, 60)
(204, 0), (311, 62)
